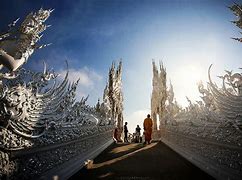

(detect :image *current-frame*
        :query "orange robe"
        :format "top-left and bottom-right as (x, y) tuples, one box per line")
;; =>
(143, 117), (153, 142)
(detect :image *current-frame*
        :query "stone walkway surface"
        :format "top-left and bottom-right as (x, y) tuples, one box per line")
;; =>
(69, 141), (214, 180)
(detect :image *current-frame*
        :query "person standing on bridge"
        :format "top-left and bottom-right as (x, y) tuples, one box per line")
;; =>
(124, 122), (129, 143)
(143, 114), (153, 144)
(135, 125), (141, 143)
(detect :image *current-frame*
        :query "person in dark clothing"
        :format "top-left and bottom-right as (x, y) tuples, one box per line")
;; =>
(124, 122), (128, 143)
(135, 125), (141, 143)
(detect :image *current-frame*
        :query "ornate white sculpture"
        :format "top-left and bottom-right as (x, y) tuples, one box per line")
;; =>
(151, 62), (181, 127)
(0, 9), (122, 179)
(100, 61), (123, 140)
(197, 80), (217, 112)
(101, 62), (123, 124)
(0, 8), (52, 73)
(208, 64), (242, 129)
(165, 82), (181, 120)
(158, 63), (242, 180)
(151, 61), (167, 130)
(0, 64), (77, 138)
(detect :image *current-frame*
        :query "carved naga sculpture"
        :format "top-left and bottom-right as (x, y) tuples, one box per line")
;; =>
(208, 64), (242, 130)
(0, 8), (53, 75)
(0, 8), (64, 139)
(198, 81), (215, 110)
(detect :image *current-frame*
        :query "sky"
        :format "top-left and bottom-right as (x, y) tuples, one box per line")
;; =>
(1, 0), (242, 133)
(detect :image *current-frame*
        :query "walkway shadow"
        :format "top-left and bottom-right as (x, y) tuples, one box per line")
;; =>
(70, 141), (214, 180)
(102, 143), (144, 162)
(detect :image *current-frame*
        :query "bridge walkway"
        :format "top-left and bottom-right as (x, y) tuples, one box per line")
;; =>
(70, 141), (214, 180)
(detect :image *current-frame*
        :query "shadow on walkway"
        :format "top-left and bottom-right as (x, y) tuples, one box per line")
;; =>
(70, 141), (214, 180)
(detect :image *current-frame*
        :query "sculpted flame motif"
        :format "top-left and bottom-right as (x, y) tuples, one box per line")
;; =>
(0, 64), (78, 138)
(0, 8), (52, 74)
(208, 64), (242, 129)
(197, 81), (215, 110)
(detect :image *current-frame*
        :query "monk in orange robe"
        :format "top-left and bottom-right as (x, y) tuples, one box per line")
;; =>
(143, 114), (153, 144)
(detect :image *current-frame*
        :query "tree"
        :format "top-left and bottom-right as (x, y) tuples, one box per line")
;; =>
(229, 3), (242, 42)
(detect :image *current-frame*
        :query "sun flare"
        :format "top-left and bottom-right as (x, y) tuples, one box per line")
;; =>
(180, 65), (203, 85)
(171, 64), (206, 107)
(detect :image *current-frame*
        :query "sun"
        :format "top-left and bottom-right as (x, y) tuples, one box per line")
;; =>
(171, 64), (205, 107)
(180, 65), (203, 84)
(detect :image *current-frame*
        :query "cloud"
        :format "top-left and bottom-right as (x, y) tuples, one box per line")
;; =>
(57, 67), (104, 104)
(58, 66), (102, 87)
